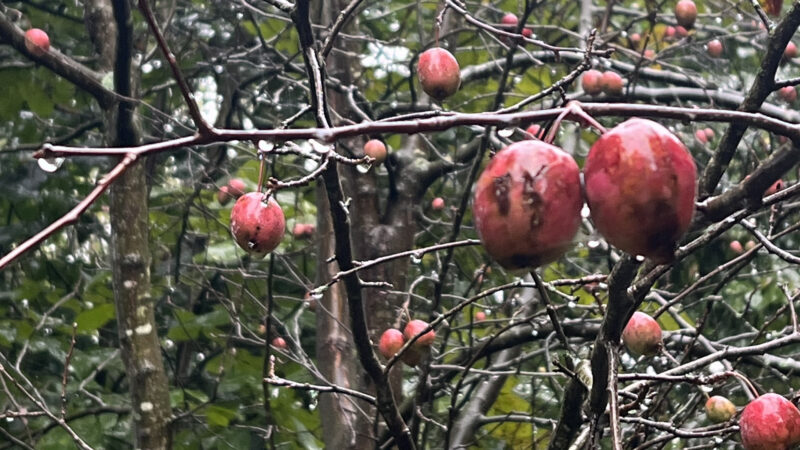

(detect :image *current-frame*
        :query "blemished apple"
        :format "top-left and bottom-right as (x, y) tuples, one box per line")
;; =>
(584, 118), (697, 263)
(581, 69), (604, 96)
(706, 395), (737, 423)
(24, 28), (50, 57)
(230, 192), (285, 258)
(622, 311), (663, 356)
(707, 39), (724, 58)
(739, 393), (800, 449)
(431, 197), (445, 211)
(600, 71), (624, 96)
(403, 320), (436, 347)
(674, 0), (698, 29)
(363, 139), (387, 164)
(378, 329), (405, 359)
(271, 337), (287, 349)
(417, 47), (461, 101)
(473, 140), (582, 269)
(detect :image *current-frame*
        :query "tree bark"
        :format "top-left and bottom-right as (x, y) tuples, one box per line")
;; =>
(102, 0), (171, 447)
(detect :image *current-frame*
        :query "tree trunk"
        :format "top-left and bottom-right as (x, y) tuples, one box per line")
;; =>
(102, 0), (171, 447)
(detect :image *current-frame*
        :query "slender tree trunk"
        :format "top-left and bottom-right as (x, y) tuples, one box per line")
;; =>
(313, 1), (418, 447)
(97, 1), (172, 447)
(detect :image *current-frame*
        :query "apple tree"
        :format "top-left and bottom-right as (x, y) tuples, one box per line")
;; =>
(0, 0), (800, 448)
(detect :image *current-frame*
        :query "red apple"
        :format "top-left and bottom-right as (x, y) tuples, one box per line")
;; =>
(665, 26), (676, 40)
(292, 223), (315, 239)
(600, 71), (624, 96)
(230, 192), (285, 258)
(674, 0), (698, 29)
(695, 129), (708, 144)
(228, 178), (246, 197)
(745, 240), (757, 250)
(378, 329), (405, 359)
(706, 395), (737, 423)
(475, 311), (486, 321)
(526, 124), (543, 139)
(676, 26), (689, 38)
(765, 179), (784, 196)
(500, 13), (518, 27)
(403, 320), (436, 347)
(417, 47), (461, 100)
(778, 86), (797, 103)
(271, 337), (287, 349)
(622, 311), (663, 356)
(217, 186), (232, 205)
(707, 39), (723, 58)
(730, 240), (744, 254)
(473, 140), (582, 269)
(584, 118), (697, 263)
(431, 197), (445, 211)
(364, 139), (387, 164)
(630, 33), (641, 45)
(644, 49), (656, 60)
(24, 28), (50, 57)
(785, 42), (798, 59)
(740, 393), (800, 450)
(704, 128), (715, 139)
(581, 69), (604, 96)
(218, 178), (247, 205)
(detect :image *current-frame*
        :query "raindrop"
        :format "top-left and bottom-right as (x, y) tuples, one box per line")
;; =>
(357, 162), (372, 174)
(38, 157), (64, 173)
(497, 128), (515, 138)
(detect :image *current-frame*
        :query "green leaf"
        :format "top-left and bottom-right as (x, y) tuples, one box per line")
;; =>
(75, 303), (115, 333)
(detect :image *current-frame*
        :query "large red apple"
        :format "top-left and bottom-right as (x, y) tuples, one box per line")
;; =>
(230, 192), (285, 258)
(622, 311), (663, 356)
(674, 0), (698, 29)
(417, 48), (461, 101)
(403, 320), (436, 347)
(473, 140), (582, 269)
(740, 393), (800, 449)
(24, 28), (50, 57)
(378, 329), (405, 359)
(584, 118), (697, 263)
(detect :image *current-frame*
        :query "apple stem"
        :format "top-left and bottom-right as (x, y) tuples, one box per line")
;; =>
(730, 371), (760, 399)
(257, 152), (267, 193)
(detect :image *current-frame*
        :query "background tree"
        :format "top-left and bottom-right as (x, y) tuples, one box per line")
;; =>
(1, 0), (800, 448)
